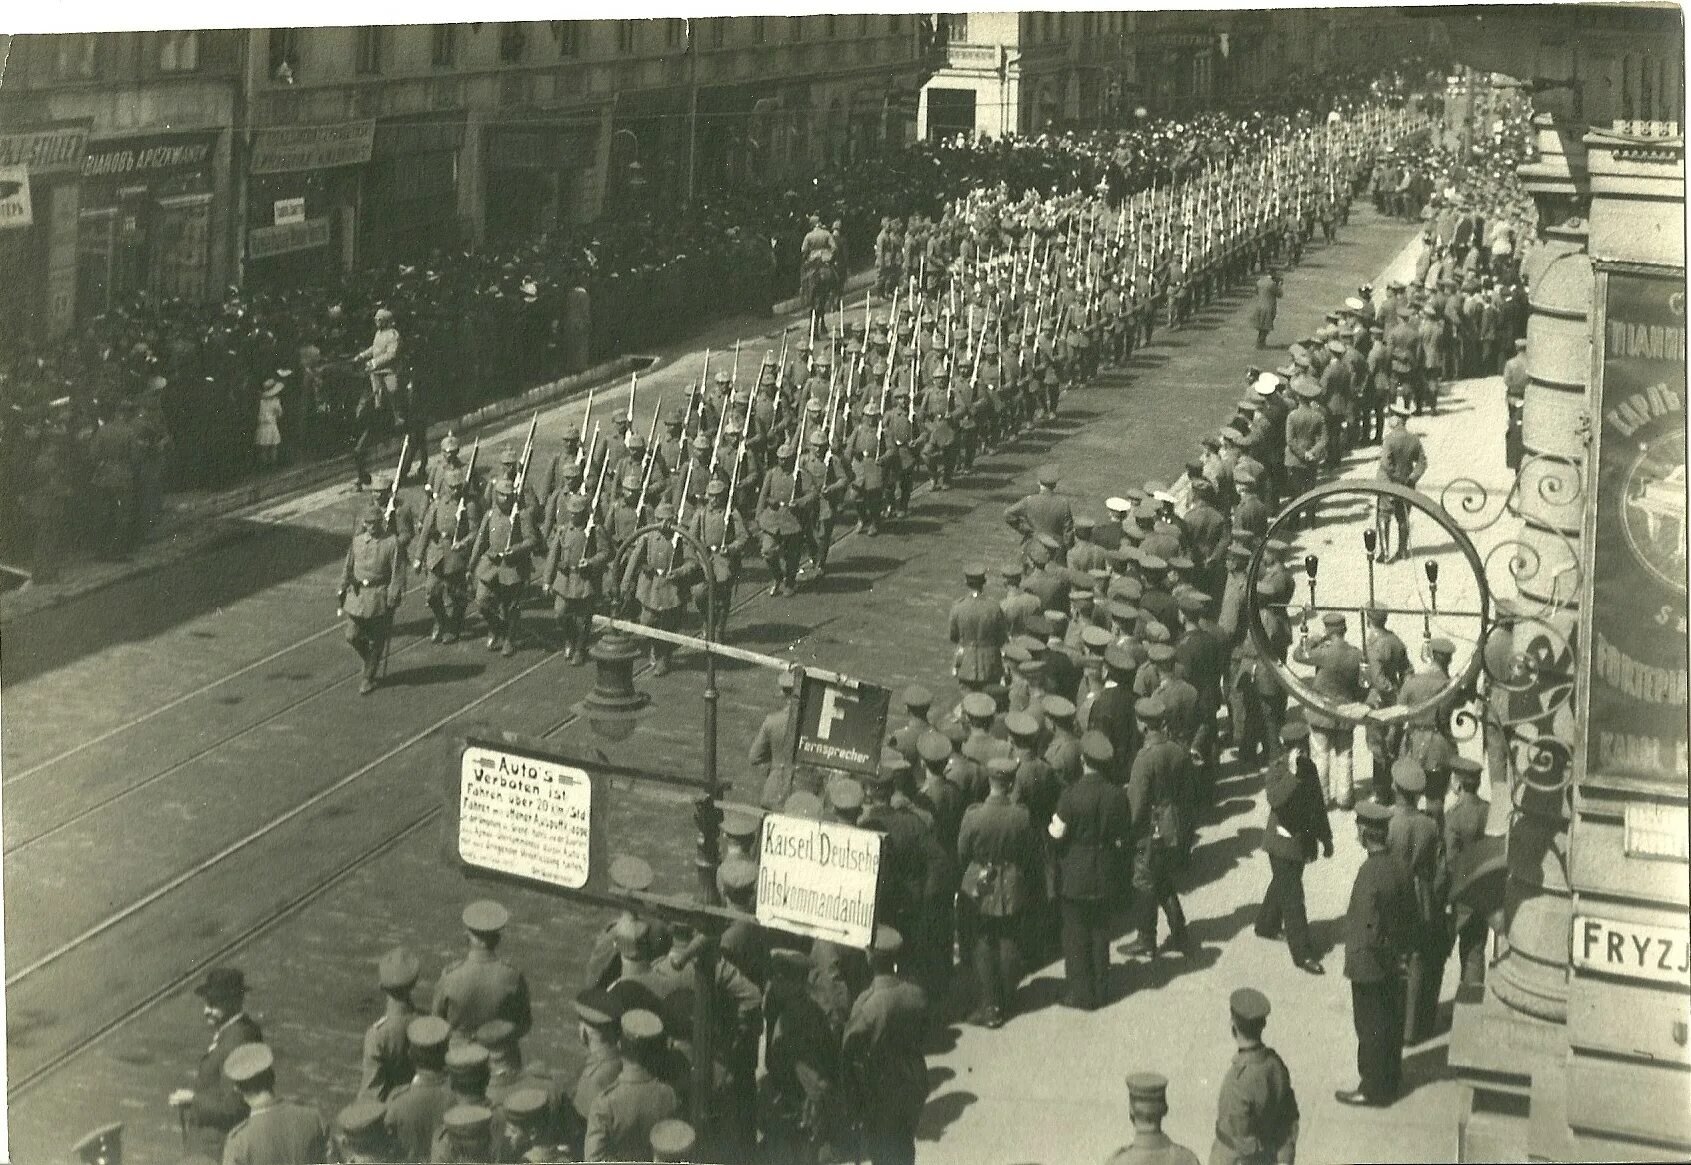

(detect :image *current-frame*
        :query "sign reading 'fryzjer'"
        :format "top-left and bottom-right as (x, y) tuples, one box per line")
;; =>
(1574, 914), (1691, 987)
(458, 744), (592, 891)
(756, 811), (882, 949)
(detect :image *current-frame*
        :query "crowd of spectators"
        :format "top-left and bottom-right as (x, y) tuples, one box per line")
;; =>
(0, 59), (1453, 579)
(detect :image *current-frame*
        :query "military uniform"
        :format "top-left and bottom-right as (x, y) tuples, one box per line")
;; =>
(339, 512), (407, 694)
(950, 569), (1009, 688)
(469, 489), (539, 655)
(1254, 725), (1332, 972)
(583, 1060), (679, 1162)
(541, 496), (608, 664)
(414, 483), (480, 643)
(1341, 804), (1419, 1105)
(688, 485), (752, 640)
(220, 1096), (329, 1165)
(842, 941), (930, 1165)
(432, 922), (532, 1047)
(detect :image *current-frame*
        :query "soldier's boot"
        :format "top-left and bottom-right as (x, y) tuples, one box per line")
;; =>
(500, 602), (519, 656)
(813, 523), (832, 573)
(764, 553), (784, 595)
(427, 594), (448, 643)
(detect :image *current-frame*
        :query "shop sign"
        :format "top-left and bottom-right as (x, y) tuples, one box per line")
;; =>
(0, 124), (89, 176)
(250, 120), (376, 174)
(1583, 268), (1689, 791)
(1575, 915), (1691, 987)
(374, 113), (468, 159)
(456, 743), (594, 892)
(273, 197), (306, 227)
(756, 811), (882, 948)
(248, 216), (332, 260)
(81, 130), (218, 180)
(0, 165), (33, 230)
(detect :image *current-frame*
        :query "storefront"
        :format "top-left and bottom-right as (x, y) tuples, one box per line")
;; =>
(483, 119), (598, 245)
(360, 111), (466, 268)
(0, 122), (91, 342)
(75, 129), (220, 320)
(245, 119), (373, 287)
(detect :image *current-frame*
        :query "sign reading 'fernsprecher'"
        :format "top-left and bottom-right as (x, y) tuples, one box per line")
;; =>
(459, 745), (592, 891)
(756, 812), (883, 949)
(792, 673), (891, 777)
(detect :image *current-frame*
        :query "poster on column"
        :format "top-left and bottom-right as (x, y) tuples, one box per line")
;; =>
(1583, 268), (1689, 791)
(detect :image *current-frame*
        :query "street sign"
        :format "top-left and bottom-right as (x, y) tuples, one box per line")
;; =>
(1574, 915), (1691, 987)
(756, 811), (882, 949)
(454, 739), (598, 891)
(790, 672), (891, 778)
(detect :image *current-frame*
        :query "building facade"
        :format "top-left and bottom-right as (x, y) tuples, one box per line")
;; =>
(1, 19), (936, 336)
(917, 11), (1140, 141)
(1427, 5), (1689, 1160)
(0, 30), (243, 341)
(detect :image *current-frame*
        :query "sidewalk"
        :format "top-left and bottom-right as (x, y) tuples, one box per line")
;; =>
(917, 252), (1523, 1164)
(0, 270), (876, 626)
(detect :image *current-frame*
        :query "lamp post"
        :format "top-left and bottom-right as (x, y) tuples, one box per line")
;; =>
(578, 520), (723, 905)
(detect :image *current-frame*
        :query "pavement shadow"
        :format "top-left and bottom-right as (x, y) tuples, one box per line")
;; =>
(920, 1087), (979, 1142)
(387, 662), (488, 688)
(2, 519), (348, 686)
(1398, 1037), (1450, 1099)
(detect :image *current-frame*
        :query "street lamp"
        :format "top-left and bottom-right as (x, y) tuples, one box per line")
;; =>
(597, 521), (725, 906)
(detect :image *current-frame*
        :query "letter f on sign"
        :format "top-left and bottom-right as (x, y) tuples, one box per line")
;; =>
(817, 686), (854, 741)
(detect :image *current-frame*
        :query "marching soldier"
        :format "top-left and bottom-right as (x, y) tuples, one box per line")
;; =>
(797, 427), (846, 576)
(541, 493), (608, 664)
(618, 504), (687, 675)
(426, 432), (479, 501)
(757, 441), (807, 596)
(848, 402), (889, 535)
(469, 481), (540, 656)
(688, 478), (752, 641)
(414, 470), (481, 644)
(339, 504), (407, 695)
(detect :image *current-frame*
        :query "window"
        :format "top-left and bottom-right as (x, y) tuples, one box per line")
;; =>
(498, 23), (527, 64)
(53, 34), (100, 80)
(431, 25), (457, 68)
(946, 14), (970, 43)
(157, 30), (199, 73)
(617, 20), (636, 55)
(355, 26), (384, 75)
(551, 21), (580, 58)
(710, 17), (726, 48)
(268, 28), (301, 83)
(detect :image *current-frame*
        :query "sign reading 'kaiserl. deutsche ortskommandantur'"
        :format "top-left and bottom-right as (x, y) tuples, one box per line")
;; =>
(756, 811), (883, 949)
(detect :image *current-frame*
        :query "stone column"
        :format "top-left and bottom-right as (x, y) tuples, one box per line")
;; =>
(1488, 113), (1590, 1024)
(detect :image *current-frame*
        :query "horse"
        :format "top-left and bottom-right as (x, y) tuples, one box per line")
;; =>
(799, 251), (841, 338)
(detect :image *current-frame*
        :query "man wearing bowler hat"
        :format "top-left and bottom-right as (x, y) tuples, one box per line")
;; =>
(169, 966), (264, 1156)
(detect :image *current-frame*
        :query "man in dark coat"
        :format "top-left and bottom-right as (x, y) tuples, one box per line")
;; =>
(168, 967), (265, 1159)
(1254, 722), (1333, 974)
(1337, 802), (1420, 1107)
(1250, 271), (1283, 348)
(1050, 732), (1131, 1010)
